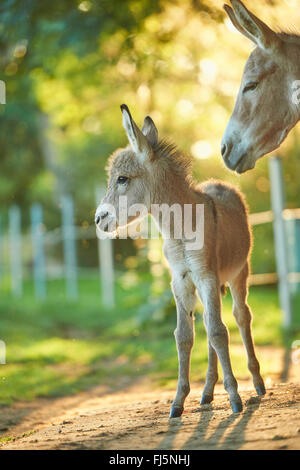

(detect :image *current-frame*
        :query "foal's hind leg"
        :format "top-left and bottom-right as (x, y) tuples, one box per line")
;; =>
(229, 263), (266, 396)
(197, 276), (243, 413)
(169, 276), (197, 418)
(200, 315), (218, 405)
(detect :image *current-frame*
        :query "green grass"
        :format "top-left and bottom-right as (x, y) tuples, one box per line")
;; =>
(0, 275), (299, 406)
(0, 430), (35, 444)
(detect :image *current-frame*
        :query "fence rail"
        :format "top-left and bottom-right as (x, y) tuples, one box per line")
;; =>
(1, 202), (299, 295)
(0, 166), (299, 326)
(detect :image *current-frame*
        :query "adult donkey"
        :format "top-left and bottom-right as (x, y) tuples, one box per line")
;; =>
(221, 0), (300, 173)
(95, 104), (265, 418)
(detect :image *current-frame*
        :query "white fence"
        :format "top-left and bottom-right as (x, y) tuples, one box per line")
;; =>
(0, 160), (299, 327)
(0, 185), (116, 308)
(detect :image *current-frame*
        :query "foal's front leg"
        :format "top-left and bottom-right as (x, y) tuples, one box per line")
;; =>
(170, 276), (196, 418)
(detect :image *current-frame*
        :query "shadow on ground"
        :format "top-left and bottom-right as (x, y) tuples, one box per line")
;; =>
(158, 398), (262, 450)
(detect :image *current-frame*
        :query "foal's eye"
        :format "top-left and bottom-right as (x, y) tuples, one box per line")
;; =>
(243, 81), (259, 94)
(117, 176), (129, 185)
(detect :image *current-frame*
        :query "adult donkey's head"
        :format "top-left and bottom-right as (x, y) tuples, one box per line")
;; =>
(221, 0), (300, 173)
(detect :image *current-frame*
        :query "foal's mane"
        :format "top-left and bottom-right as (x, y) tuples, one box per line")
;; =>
(153, 139), (193, 184)
(279, 30), (300, 45)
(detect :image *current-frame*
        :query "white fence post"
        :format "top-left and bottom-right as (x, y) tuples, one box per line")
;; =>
(61, 195), (78, 299)
(269, 156), (292, 328)
(0, 80), (6, 105)
(96, 186), (115, 308)
(0, 340), (6, 365)
(9, 205), (23, 297)
(30, 203), (47, 300)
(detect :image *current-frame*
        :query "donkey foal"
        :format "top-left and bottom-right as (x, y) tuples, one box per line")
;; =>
(96, 104), (265, 418)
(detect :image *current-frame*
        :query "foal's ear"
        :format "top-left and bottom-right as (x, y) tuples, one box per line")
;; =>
(120, 104), (152, 162)
(227, 0), (281, 52)
(141, 116), (158, 147)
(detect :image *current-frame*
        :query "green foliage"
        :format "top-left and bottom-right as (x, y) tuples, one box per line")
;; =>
(1, 0), (299, 210)
(1, 0), (300, 274)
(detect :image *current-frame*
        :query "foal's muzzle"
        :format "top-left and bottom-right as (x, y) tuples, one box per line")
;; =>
(95, 208), (111, 232)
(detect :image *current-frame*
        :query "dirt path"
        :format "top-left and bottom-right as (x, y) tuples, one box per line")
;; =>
(1, 348), (300, 450)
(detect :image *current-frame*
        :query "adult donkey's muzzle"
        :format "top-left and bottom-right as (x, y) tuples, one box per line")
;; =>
(221, 135), (255, 174)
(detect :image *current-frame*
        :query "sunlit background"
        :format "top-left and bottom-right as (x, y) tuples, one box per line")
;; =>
(0, 0), (299, 406)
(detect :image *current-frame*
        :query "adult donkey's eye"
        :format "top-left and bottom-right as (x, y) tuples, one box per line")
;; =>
(243, 81), (259, 94)
(117, 176), (129, 185)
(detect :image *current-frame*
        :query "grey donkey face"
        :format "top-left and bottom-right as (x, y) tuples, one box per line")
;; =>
(222, 0), (299, 173)
(95, 104), (158, 233)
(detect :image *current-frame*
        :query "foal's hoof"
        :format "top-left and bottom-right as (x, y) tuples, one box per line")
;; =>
(200, 394), (213, 405)
(255, 384), (266, 396)
(230, 398), (243, 413)
(169, 406), (183, 418)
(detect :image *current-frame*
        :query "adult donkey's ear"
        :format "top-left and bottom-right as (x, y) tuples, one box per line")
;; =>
(223, 4), (255, 44)
(227, 0), (281, 52)
(141, 116), (158, 147)
(120, 104), (152, 162)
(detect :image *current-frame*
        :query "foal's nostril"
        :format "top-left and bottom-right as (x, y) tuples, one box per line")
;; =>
(95, 210), (109, 226)
(100, 211), (109, 220)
